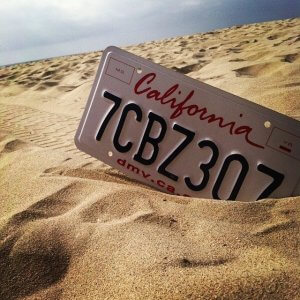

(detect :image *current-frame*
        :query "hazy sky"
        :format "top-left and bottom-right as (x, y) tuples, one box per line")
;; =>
(1, 0), (300, 66)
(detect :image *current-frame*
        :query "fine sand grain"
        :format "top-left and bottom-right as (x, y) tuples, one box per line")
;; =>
(0, 18), (299, 299)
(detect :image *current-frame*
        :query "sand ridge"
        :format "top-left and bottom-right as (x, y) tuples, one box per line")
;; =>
(0, 18), (300, 299)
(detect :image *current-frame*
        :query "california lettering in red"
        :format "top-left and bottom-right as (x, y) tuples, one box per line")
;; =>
(134, 72), (264, 149)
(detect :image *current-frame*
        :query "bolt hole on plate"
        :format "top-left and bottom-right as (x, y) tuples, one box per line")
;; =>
(137, 67), (142, 74)
(108, 151), (113, 157)
(264, 121), (271, 128)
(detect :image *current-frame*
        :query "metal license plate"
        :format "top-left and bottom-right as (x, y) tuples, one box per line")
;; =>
(75, 46), (300, 201)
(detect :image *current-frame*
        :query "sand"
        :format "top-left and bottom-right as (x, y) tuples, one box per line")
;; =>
(0, 18), (300, 299)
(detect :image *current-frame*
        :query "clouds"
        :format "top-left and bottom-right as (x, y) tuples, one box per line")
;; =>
(4, 2), (111, 51)
(0, 0), (300, 65)
(1, 0), (112, 50)
(0, 0), (214, 52)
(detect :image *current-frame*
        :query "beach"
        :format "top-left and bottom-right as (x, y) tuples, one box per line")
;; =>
(0, 18), (299, 299)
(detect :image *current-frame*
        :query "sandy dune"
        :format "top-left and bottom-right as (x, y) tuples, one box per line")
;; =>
(0, 18), (300, 299)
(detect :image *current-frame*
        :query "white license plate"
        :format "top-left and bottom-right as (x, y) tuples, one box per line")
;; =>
(75, 46), (300, 201)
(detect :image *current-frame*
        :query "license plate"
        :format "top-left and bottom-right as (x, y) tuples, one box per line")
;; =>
(75, 46), (300, 201)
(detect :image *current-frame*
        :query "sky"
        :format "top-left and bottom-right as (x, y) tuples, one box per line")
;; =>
(0, 0), (300, 66)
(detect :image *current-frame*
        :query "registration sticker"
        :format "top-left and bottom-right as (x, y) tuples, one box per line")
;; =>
(75, 46), (300, 201)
